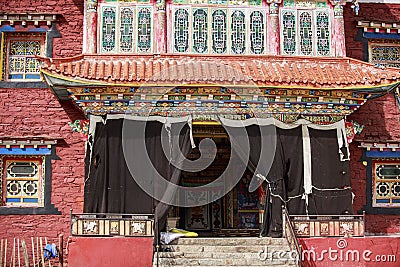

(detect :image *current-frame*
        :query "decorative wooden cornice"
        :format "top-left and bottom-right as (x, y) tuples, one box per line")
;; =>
(359, 141), (400, 151)
(0, 13), (58, 27)
(0, 137), (64, 149)
(357, 20), (400, 34)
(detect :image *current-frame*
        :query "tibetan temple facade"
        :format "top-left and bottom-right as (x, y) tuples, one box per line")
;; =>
(2, 0), (400, 266)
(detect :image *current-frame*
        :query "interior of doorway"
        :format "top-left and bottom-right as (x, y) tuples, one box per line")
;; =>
(167, 124), (265, 237)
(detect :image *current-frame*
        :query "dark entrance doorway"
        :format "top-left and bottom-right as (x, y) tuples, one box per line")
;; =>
(170, 128), (264, 236)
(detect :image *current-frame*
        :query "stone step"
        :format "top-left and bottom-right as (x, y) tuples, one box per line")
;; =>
(155, 257), (297, 266)
(156, 251), (295, 259)
(168, 237), (286, 246)
(162, 244), (288, 253)
(153, 237), (298, 266)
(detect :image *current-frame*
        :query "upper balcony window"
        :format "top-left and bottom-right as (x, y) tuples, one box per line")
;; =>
(170, 0), (266, 55)
(280, 0), (331, 56)
(99, 0), (153, 53)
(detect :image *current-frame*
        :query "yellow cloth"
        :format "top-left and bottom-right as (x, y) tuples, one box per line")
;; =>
(170, 228), (199, 237)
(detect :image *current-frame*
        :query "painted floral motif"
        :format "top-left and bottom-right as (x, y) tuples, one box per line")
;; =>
(68, 120), (89, 140)
(345, 121), (364, 144)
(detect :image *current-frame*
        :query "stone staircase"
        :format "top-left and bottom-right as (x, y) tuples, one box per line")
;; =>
(153, 237), (298, 266)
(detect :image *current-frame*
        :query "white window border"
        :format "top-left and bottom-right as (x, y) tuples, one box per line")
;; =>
(279, 6), (332, 56)
(98, 3), (154, 54)
(169, 4), (267, 55)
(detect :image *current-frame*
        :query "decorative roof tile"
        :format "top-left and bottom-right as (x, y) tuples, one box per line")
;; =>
(39, 54), (400, 89)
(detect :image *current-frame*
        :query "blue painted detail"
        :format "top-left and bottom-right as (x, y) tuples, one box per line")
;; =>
(128, 100), (134, 106)
(363, 32), (400, 40)
(310, 90), (315, 95)
(376, 199), (390, 203)
(366, 150), (400, 158)
(130, 87), (135, 93)
(9, 74), (23, 79)
(104, 101), (110, 106)
(353, 93), (358, 98)
(265, 90), (270, 94)
(0, 148), (51, 155)
(84, 88), (90, 93)
(25, 74), (41, 79)
(285, 103), (291, 108)
(106, 95), (111, 100)
(29, 28), (47, 32)
(174, 88), (180, 93)
(220, 88), (226, 93)
(23, 198), (38, 203)
(0, 25), (16, 32)
(392, 199), (400, 203)
(6, 198), (21, 203)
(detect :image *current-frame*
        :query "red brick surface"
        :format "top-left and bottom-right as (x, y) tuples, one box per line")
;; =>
(0, 1), (85, 264)
(344, 3), (400, 62)
(0, 0), (83, 58)
(345, 3), (400, 234)
(0, 88), (86, 262)
(1, 4), (400, 262)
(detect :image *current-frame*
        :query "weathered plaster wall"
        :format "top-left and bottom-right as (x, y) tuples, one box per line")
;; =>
(0, 0), (84, 57)
(0, 0), (86, 263)
(0, 88), (86, 262)
(345, 3), (400, 233)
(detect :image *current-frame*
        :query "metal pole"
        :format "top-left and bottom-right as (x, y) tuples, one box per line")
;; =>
(282, 205), (286, 238)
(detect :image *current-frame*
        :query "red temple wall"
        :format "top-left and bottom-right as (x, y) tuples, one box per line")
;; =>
(0, 2), (400, 259)
(0, 88), (86, 249)
(345, 3), (400, 234)
(0, 0), (84, 57)
(0, 0), (85, 256)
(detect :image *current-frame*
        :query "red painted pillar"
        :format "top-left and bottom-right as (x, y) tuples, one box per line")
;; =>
(267, 0), (282, 55)
(155, 0), (167, 54)
(333, 3), (346, 57)
(83, 0), (98, 54)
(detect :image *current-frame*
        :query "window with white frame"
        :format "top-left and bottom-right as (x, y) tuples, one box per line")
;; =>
(170, 0), (266, 54)
(369, 41), (400, 68)
(280, 0), (331, 56)
(373, 161), (400, 207)
(1, 156), (45, 207)
(99, 0), (153, 53)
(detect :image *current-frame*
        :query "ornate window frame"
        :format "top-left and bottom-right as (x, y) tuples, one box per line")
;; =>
(169, 3), (267, 54)
(98, 2), (154, 54)
(0, 147), (60, 215)
(368, 41), (400, 68)
(359, 146), (400, 215)
(372, 161), (400, 207)
(279, 0), (332, 56)
(2, 156), (44, 207)
(2, 33), (45, 81)
(0, 14), (60, 87)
